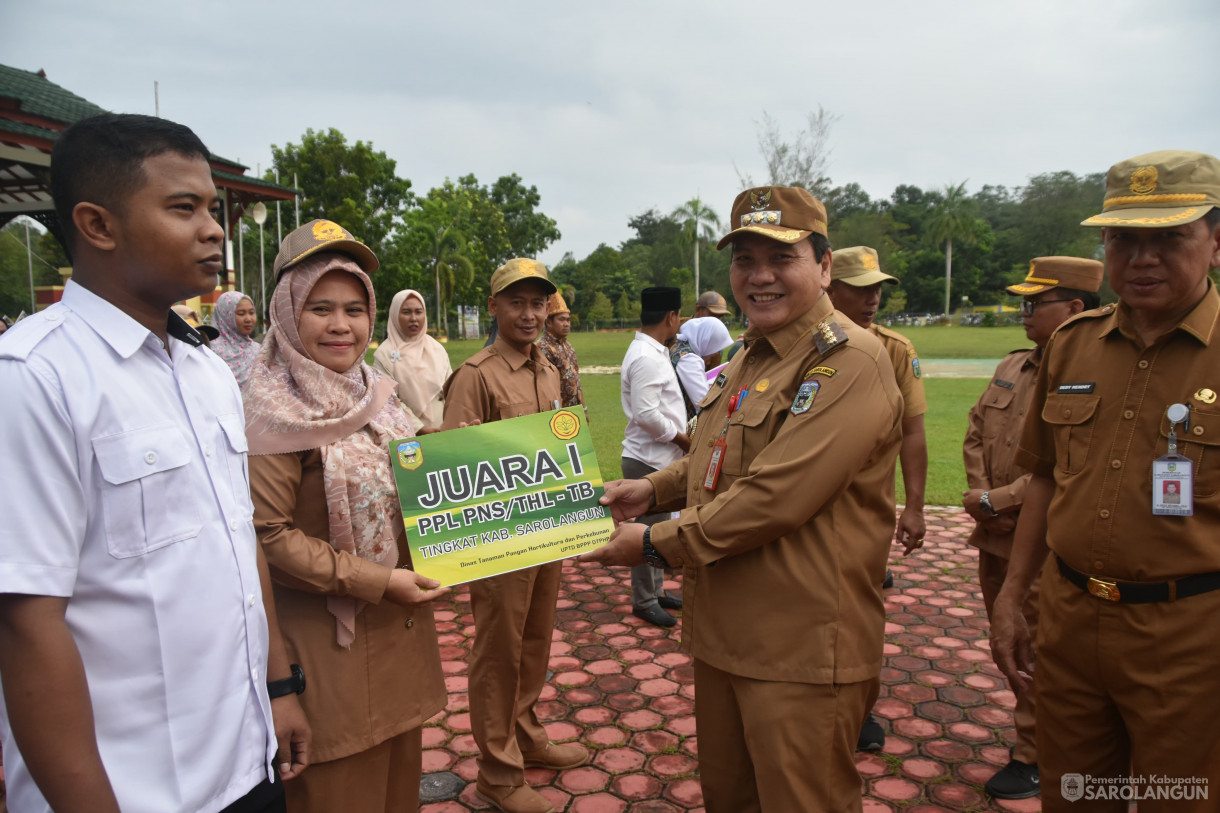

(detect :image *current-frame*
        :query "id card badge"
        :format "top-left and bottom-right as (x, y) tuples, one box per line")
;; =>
(703, 436), (726, 491)
(1152, 455), (1193, 516)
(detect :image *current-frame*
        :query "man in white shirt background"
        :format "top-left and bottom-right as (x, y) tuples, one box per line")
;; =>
(0, 113), (308, 813)
(620, 287), (690, 628)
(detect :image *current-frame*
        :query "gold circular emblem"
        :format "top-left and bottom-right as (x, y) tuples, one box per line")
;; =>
(1194, 388), (1217, 405)
(755, 379), (770, 392)
(862, 253), (879, 271)
(312, 220), (346, 242)
(550, 410), (580, 440)
(766, 212), (779, 223)
(1129, 166), (1158, 195)
(518, 260), (537, 276)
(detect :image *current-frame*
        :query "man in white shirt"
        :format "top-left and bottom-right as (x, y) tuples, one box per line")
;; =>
(0, 113), (308, 813)
(620, 287), (690, 627)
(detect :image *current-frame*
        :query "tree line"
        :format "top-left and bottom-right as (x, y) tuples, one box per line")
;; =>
(1, 119), (1121, 328)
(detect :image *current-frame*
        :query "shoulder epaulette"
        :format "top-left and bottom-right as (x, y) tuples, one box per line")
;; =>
(463, 346), (498, 367)
(0, 310), (66, 362)
(813, 317), (850, 357)
(1055, 303), (1114, 334)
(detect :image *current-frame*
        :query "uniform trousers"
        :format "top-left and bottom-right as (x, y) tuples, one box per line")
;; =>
(1035, 558), (1220, 812)
(284, 728), (421, 812)
(622, 456), (670, 609)
(694, 658), (877, 813)
(978, 549), (1039, 765)
(469, 561), (562, 786)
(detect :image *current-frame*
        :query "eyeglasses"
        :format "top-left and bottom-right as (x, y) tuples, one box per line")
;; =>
(1020, 298), (1075, 316)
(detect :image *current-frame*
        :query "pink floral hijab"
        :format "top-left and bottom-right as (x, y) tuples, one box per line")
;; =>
(211, 291), (260, 386)
(244, 251), (415, 647)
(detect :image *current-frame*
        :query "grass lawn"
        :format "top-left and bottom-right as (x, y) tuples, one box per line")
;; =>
(385, 325), (1006, 508)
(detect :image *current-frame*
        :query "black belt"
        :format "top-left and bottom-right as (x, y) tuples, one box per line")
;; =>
(1056, 556), (1220, 603)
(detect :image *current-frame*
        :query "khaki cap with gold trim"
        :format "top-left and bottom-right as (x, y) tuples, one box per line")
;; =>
(1082, 150), (1220, 228)
(831, 246), (898, 287)
(272, 219), (379, 279)
(717, 186), (828, 249)
(490, 258), (557, 297)
(1006, 256), (1104, 296)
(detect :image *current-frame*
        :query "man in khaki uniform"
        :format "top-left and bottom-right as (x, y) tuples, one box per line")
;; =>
(825, 245), (927, 752)
(442, 259), (587, 813)
(962, 257), (1102, 800)
(586, 186), (904, 812)
(993, 151), (1220, 812)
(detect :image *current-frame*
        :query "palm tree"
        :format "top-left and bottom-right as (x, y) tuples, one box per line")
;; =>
(925, 182), (984, 317)
(415, 225), (474, 340)
(672, 197), (722, 297)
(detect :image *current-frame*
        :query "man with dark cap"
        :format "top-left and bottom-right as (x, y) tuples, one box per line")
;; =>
(993, 151), (1220, 811)
(962, 256), (1103, 801)
(443, 259), (588, 813)
(620, 286), (689, 628)
(586, 187), (903, 812)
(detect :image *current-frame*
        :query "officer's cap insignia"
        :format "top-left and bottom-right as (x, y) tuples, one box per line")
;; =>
(862, 253), (879, 271)
(1129, 166), (1158, 195)
(749, 189), (773, 211)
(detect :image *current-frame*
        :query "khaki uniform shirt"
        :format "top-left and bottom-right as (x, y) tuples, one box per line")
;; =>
(870, 324), (928, 419)
(251, 449), (446, 763)
(442, 335), (562, 428)
(963, 349), (1038, 556)
(646, 293), (903, 685)
(1017, 283), (1220, 581)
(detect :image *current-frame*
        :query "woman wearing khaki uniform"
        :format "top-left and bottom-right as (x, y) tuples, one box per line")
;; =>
(245, 222), (446, 812)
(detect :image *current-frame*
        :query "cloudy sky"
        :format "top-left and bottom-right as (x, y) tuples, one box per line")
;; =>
(5, 1), (1219, 267)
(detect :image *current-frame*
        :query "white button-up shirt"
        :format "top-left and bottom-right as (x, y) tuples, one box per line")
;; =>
(0, 282), (275, 813)
(621, 332), (687, 470)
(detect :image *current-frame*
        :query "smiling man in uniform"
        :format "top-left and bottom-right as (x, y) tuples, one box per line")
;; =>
(585, 186), (903, 812)
(993, 151), (1220, 811)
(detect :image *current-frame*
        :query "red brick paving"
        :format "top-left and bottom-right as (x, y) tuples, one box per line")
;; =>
(420, 507), (1039, 812)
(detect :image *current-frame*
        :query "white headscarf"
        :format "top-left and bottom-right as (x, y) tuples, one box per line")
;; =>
(678, 317), (734, 356)
(372, 289), (452, 429)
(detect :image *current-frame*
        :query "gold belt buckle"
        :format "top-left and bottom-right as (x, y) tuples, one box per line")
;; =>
(1088, 577), (1121, 602)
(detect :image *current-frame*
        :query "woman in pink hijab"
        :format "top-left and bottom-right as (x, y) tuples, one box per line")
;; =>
(210, 290), (261, 386)
(243, 225), (446, 812)
(372, 289), (452, 430)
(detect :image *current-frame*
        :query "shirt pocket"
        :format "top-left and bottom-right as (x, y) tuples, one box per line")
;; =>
(92, 424), (203, 558)
(1041, 393), (1100, 475)
(980, 385), (1015, 438)
(724, 398), (774, 477)
(498, 401), (533, 420)
(1160, 407), (1220, 497)
(218, 413), (253, 516)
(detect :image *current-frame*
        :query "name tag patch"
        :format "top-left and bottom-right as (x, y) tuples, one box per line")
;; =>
(994, 379), (1015, 390)
(1057, 382), (1095, 394)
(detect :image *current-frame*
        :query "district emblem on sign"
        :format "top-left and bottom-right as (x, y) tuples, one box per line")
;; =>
(791, 380), (819, 414)
(397, 440), (423, 471)
(550, 410), (580, 440)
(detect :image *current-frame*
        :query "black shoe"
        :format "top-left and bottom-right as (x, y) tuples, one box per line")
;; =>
(857, 713), (885, 751)
(633, 604), (676, 628)
(658, 592), (683, 610)
(984, 759), (1040, 799)
(882, 569), (894, 589)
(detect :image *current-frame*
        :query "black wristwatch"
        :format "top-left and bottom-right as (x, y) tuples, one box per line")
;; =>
(267, 664), (306, 699)
(642, 527), (669, 568)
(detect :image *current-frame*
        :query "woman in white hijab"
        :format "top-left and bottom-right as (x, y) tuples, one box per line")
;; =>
(670, 316), (734, 417)
(372, 290), (452, 430)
